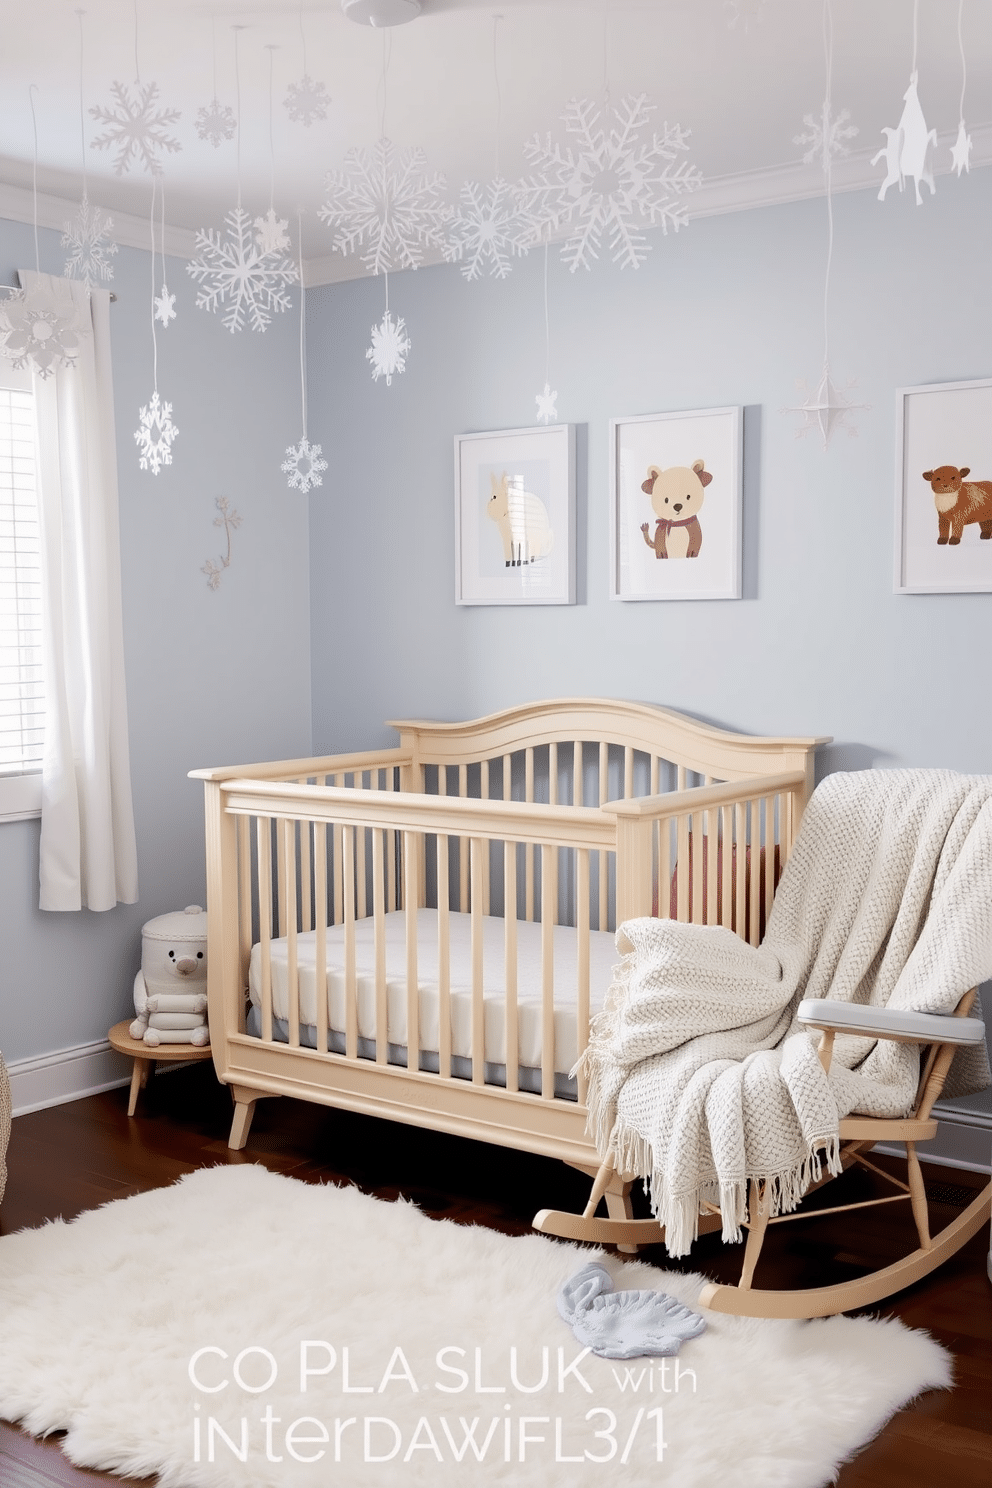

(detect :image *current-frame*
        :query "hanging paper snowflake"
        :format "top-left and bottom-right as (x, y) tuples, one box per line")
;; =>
(282, 437), (328, 493)
(61, 196), (118, 288)
(795, 103), (858, 171)
(187, 206), (299, 333)
(195, 97), (236, 149)
(319, 137), (450, 275)
(873, 73), (936, 206)
(154, 284), (177, 327)
(366, 310), (410, 385)
(519, 95), (701, 272)
(445, 177), (538, 281)
(0, 283), (89, 379)
(254, 208), (291, 256)
(535, 383), (558, 424)
(134, 390), (178, 474)
(950, 119), (972, 175)
(284, 75), (329, 127)
(89, 80), (181, 176)
(784, 365), (869, 449)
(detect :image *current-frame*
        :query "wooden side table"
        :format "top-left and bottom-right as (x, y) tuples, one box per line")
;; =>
(108, 1021), (213, 1116)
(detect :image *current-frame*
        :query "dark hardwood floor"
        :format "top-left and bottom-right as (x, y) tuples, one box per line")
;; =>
(1, 1061), (990, 1486)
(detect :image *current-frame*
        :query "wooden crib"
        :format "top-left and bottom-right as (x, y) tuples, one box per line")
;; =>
(191, 699), (827, 1211)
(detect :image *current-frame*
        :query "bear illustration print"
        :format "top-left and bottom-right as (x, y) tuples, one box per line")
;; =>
(640, 459), (712, 559)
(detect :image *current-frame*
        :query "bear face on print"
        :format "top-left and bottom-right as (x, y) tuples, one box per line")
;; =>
(639, 459), (712, 559)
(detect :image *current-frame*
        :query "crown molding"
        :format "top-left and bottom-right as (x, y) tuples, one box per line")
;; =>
(3, 122), (988, 291)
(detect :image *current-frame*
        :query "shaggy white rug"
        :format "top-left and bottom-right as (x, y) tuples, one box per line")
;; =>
(0, 1165), (950, 1488)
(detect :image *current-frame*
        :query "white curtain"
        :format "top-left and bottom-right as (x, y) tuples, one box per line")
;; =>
(25, 271), (138, 911)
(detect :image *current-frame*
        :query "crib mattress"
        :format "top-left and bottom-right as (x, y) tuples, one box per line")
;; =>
(247, 909), (618, 1077)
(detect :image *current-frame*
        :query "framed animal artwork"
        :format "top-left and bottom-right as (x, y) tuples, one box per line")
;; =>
(454, 423), (575, 605)
(895, 378), (992, 594)
(610, 406), (743, 601)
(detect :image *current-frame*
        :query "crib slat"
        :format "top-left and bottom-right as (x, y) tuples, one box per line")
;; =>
(276, 817), (288, 938)
(598, 741), (609, 930)
(503, 840), (518, 1093)
(343, 825), (358, 1060)
(677, 764), (687, 792)
(314, 822), (328, 1056)
(624, 745), (634, 799)
(573, 740), (582, 806)
(691, 811), (704, 924)
(404, 831), (419, 1070)
(765, 794), (776, 919)
(333, 773), (344, 925)
(437, 835), (451, 1080)
(658, 810), (672, 921)
(541, 843), (554, 1101)
(548, 743), (560, 926)
(706, 807), (717, 924)
(372, 827), (387, 1065)
(749, 800), (761, 946)
(386, 770), (397, 913)
(459, 763), (469, 914)
(471, 837), (485, 1085)
(735, 801), (747, 936)
(676, 810), (690, 922)
(283, 819), (300, 1048)
(299, 806), (313, 933)
(651, 755), (660, 797)
(238, 816), (252, 1030)
(525, 748), (534, 922)
(720, 805), (733, 929)
(356, 786), (367, 922)
(575, 848), (590, 1106)
(481, 759), (491, 914)
(257, 817), (273, 1044)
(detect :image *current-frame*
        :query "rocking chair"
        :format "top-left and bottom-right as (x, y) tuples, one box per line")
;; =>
(534, 990), (991, 1319)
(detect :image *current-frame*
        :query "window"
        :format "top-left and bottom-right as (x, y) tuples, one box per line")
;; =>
(0, 364), (43, 820)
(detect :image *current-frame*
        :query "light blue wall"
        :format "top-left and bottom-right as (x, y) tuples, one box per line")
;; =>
(0, 218), (312, 1063)
(306, 176), (991, 781)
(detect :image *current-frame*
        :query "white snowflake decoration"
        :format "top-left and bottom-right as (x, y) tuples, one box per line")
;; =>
(519, 95), (701, 272)
(89, 80), (181, 176)
(0, 283), (88, 379)
(282, 436), (328, 493)
(134, 390), (178, 474)
(154, 284), (176, 327)
(784, 365), (868, 449)
(187, 206), (299, 333)
(795, 103), (858, 171)
(319, 137), (450, 275)
(445, 177), (537, 281)
(366, 310), (410, 385)
(61, 196), (118, 288)
(195, 98), (236, 148)
(535, 383), (558, 424)
(254, 208), (291, 256)
(726, 0), (768, 28)
(284, 75), (329, 127)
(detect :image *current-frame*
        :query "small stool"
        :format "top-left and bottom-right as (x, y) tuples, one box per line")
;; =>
(108, 1021), (213, 1116)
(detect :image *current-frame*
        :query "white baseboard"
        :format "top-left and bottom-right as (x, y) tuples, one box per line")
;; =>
(7, 1038), (131, 1117)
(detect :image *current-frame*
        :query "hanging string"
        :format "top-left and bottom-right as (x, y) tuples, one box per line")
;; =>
(149, 176), (159, 393)
(75, 9), (88, 198)
(957, 0), (967, 121)
(378, 29), (392, 139)
(29, 85), (41, 274)
(133, 0), (141, 84)
(211, 14), (218, 99)
(160, 172), (167, 283)
(233, 25), (244, 206)
(267, 44), (278, 211)
(492, 14), (503, 179)
(297, 210), (307, 439)
(602, 0), (610, 108)
(821, 0), (834, 370)
(543, 233), (550, 389)
(911, 0), (919, 74)
(299, 5), (308, 76)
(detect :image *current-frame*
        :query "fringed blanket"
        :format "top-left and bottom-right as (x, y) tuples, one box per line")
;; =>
(580, 771), (992, 1258)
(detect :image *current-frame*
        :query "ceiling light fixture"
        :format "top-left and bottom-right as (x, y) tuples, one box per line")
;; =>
(341, 0), (422, 27)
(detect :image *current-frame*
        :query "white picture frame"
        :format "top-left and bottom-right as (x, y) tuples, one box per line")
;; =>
(454, 423), (575, 606)
(610, 406), (743, 601)
(895, 378), (992, 594)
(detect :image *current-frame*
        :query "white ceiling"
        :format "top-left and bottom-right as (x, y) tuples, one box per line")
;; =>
(1, 0), (988, 278)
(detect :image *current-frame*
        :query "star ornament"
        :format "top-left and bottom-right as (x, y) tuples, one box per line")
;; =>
(281, 437), (328, 493)
(784, 364), (869, 449)
(535, 383), (558, 424)
(950, 120), (972, 176)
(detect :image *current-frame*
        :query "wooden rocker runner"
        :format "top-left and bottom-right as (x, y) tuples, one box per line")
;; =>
(535, 991), (992, 1319)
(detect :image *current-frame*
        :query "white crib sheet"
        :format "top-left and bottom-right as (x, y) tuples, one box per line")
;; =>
(248, 909), (618, 1076)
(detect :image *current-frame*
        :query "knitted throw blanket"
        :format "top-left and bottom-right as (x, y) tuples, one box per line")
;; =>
(580, 771), (992, 1258)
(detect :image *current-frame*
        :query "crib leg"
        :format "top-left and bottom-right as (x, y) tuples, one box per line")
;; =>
(228, 1085), (276, 1151)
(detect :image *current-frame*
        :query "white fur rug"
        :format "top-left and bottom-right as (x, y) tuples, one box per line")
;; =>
(0, 1165), (951, 1488)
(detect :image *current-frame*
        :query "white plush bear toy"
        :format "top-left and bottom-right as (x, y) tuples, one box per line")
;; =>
(130, 905), (210, 1048)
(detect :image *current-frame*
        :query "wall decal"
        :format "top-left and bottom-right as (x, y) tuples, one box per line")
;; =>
(610, 407), (742, 602)
(895, 379), (992, 593)
(202, 496), (242, 589)
(454, 423), (575, 606)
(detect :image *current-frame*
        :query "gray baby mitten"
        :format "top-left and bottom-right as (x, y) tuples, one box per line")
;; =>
(558, 1262), (707, 1360)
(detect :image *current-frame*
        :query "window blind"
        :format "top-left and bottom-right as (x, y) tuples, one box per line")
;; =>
(0, 386), (44, 775)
